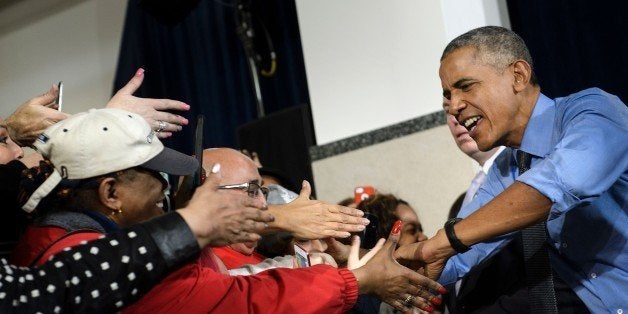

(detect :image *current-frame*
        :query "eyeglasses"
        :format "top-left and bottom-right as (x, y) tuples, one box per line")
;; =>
(218, 181), (269, 199)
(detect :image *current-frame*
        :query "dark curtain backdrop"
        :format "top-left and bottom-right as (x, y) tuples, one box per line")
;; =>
(507, 0), (628, 102)
(113, 0), (310, 155)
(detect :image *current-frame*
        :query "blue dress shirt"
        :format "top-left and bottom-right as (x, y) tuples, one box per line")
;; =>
(440, 88), (628, 313)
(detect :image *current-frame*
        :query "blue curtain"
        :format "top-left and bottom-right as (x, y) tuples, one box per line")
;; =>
(507, 0), (628, 102)
(113, 0), (310, 155)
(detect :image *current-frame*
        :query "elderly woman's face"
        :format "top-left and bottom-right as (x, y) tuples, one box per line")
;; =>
(0, 124), (23, 164)
(113, 168), (167, 227)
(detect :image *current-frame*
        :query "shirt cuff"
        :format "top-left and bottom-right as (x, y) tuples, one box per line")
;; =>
(339, 268), (359, 312)
(141, 211), (200, 269)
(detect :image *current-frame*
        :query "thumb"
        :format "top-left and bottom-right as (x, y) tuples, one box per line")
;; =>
(349, 235), (361, 257)
(116, 68), (145, 96)
(384, 220), (402, 256)
(31, 85), (59, 106)
(298, 180), (312, 199)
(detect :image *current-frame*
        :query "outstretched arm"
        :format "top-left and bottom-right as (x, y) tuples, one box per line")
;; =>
(106, 68), (190, 138)
(266, 180), (369, 239)
(353, 220), (445, 313)
(395, 181), (551, 282)
(3, 85), (70, 147)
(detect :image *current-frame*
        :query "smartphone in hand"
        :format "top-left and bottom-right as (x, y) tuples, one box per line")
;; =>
(193, 115), (205, 186)
(358, 213), (379, 249)
(55, 81), (63, 111)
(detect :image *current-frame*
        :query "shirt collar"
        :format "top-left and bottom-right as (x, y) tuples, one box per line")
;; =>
(481, 146), (506, 174)
(519, 93), (555, 157)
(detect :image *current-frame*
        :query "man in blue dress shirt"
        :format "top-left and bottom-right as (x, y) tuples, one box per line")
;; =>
(396, 26), (627, 313)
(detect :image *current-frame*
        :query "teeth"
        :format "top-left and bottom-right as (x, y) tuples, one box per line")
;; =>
(463, 116), (480, 128)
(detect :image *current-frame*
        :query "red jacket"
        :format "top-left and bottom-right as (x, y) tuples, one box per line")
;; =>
(10, 225), (101, 266)
(14, 226), (359, 313)
(124, 258), (358, 313)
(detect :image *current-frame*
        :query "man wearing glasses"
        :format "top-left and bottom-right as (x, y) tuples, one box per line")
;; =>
(122, 147), (445, 313)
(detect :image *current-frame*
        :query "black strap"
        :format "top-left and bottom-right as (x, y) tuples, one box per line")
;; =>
(516, 150), (558, 313)
(445, 218), (470, 253)
(29, 228), (100, 267)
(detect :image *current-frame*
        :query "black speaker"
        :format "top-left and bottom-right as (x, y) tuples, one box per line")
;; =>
(237, 104), (316, 197)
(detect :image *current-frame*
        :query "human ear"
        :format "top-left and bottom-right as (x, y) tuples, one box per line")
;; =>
(98, 177), (122, 211)
(512, 60), (532, 92)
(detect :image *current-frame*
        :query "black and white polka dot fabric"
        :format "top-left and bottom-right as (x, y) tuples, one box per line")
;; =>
(0, 212), (199, 312)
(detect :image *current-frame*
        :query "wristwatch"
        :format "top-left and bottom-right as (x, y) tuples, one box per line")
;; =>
(444, 218), (470, 253)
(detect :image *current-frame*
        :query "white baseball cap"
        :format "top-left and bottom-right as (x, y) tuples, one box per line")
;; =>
(22, 108), (198, 212)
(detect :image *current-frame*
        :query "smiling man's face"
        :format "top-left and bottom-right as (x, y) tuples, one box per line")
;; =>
(439, 46), (523, 151)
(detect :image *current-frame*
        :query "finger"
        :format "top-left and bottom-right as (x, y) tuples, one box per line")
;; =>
(150, 113), (187, 131)
(235, 192), (268, 211)
(334, 204), (365, 218)
(147, 99), (190, 112)
(249, 220), (271, 233)
(408, 289), (438, 309)
(115, 68), (145, 96)
(326, 208), (369, 226)
(385, 220), (402, 253)
(349, 235), (361, 258)
(407, 275), (447, 300)
(237, 209), (274, 224)
(40, 108), (71, 124)
(156, 131), (173, 139)
(298, 180), (312, 199)
(361, 238), (385, 260)
(394, 241), (420, 261)
(31, 86), (60, 107)
(390, 299), (412, 313)
(230, 232), (261, 244)
(329, 231), (352, 239)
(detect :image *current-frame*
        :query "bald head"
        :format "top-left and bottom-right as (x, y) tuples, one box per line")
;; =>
(202, 148), (261, 186)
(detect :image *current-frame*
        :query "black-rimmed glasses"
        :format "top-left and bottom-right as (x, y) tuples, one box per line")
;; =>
(218, 181), (268, 198)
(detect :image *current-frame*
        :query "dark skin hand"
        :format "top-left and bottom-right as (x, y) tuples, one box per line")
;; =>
(395, 182), (552, 282)
(352, 221), (446, 313)
(177, 164), (274, 248)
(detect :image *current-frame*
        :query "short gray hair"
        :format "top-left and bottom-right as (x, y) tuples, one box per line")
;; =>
(441, 26), (538, 85)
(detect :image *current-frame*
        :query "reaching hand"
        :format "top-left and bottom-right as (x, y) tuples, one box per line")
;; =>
(394, 231), (449, 281)
(106, 68), (190, 139)
(346, 235), (384, 270)
(352, 221), (445, 313)
(267, 180), (369, 239)
(177, 164), (275, 248)
(4, 85), (70, 147)
(323, 237), (352, 266)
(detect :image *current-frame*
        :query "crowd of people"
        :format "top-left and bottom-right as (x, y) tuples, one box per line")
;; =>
(0, 26), (625, 313)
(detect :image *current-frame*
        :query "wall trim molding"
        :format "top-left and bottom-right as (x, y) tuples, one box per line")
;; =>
(310, 111), (445, 161)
